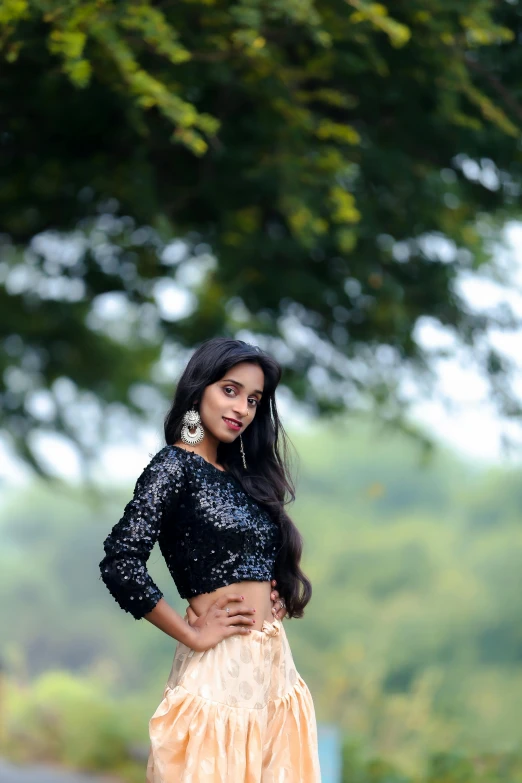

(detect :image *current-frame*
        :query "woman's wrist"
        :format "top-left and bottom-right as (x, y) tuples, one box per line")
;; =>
(143, 598), (198, 646)
(178, 623), (198, 647)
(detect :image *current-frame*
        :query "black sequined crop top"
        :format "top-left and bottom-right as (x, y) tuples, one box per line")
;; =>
(99, 445), (282, 620)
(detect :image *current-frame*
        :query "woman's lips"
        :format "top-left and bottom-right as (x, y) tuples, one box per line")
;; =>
(223, 417), (242, 431)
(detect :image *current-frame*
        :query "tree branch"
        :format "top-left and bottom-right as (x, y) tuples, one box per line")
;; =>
(465, 55), (522, 124)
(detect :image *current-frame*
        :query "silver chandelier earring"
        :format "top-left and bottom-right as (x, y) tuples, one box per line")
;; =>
(180, 407), (205, 445)
(239, 433), (247, 470)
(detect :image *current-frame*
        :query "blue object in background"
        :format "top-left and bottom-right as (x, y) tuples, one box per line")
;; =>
(317, 722), (342, 782)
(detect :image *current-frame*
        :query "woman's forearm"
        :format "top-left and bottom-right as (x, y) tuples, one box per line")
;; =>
(144, 598), (197, 646)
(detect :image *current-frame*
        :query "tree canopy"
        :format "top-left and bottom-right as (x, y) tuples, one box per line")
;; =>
(1, 1), (522, 472)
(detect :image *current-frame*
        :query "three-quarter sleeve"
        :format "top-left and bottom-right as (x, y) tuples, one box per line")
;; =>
(99, 445), (184, 620)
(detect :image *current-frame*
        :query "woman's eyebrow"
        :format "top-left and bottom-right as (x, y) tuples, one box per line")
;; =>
(222, 378), (263, 396)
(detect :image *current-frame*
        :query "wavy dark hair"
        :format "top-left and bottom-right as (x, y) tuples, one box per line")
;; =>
(163, 336), (312, 619)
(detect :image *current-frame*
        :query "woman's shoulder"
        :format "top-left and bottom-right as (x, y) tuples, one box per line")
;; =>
(141, 443), (188, 481)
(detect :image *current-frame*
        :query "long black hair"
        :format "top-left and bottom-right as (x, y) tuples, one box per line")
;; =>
(163, 336), (312, 619)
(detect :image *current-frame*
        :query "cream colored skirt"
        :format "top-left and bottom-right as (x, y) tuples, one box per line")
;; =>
(146, 616), (321, 782)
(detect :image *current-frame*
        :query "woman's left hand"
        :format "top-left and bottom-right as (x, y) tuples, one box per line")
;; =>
(270, 579), (287, 621)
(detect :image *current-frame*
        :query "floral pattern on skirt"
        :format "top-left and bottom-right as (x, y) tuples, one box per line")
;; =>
(146, 616), (321, 782)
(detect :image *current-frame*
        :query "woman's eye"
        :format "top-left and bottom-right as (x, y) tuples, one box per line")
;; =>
(223, 386), (258, 406)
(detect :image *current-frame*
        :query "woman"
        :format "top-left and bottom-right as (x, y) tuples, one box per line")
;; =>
(99, 336), (321, 782)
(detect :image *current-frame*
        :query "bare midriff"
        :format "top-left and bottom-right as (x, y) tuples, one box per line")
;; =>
(186, 580), (274, 628)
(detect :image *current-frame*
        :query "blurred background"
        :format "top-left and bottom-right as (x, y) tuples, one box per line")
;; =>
(1, 2), (522, 781)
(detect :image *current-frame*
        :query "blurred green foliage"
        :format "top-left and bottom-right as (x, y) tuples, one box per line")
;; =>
(1, 670), (149, 782)
(1, 417), (521, 779)
(2, 0), (522, 472)
(3, 670), (141, 772)
(342, 743), (522, 783)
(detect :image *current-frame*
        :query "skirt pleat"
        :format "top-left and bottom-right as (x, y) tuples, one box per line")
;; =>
(146, 617), (321, 782)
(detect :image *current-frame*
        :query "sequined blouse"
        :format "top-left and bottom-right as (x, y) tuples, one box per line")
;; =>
(99, 445), (282, 620)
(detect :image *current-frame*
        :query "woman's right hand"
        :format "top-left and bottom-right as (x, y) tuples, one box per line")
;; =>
(185, 593), (256, 652)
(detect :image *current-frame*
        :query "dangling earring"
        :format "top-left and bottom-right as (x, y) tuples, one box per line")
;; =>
(239, 433), (247, 469)
(180, 407), (205, 445)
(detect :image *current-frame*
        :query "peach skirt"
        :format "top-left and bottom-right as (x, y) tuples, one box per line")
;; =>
(146, 616), (321, 782)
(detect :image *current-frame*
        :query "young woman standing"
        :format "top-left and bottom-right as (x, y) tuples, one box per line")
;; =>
(99, 337), (321, 781)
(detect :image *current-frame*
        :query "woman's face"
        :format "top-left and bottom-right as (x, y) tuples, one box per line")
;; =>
(197, 361), (265, 444)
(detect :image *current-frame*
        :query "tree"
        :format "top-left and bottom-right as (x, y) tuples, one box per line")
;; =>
(1, 1), (522, 474)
